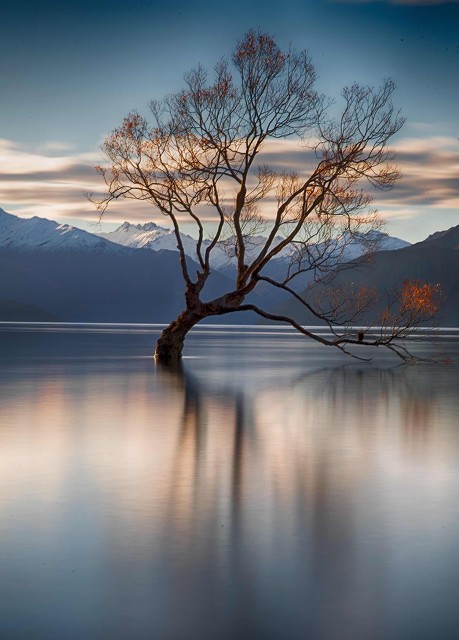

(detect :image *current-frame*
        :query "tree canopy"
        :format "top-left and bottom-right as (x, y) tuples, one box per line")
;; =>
(94, 30), (440, 363)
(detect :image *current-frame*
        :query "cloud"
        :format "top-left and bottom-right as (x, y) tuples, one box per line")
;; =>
(0, 139), (99, 174)
(376, 135), (459, 210)
(0, 139), (115, 222)
(0, 164), (96, 183)
(0, 135), (458, 233)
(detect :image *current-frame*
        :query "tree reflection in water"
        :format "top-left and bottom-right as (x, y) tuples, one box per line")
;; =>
(151, 358), (459, 640)
(1, 339), (458, 640)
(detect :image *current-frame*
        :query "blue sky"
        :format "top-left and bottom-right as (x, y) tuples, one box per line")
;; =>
(0, 0), (458, 241)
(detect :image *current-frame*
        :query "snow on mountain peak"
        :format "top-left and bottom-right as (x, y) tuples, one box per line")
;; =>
(98, 221), (196, 254)
(0, 207), (414, 265)
(98, 222), (413, 269)
(116, 221), (166, 233)
(0, 207), (123, 253)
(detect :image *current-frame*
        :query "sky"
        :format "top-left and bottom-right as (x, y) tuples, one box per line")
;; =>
(0, 0), (458, 242)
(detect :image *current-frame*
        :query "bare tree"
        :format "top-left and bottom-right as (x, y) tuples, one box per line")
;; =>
(94, 30), (439, 363)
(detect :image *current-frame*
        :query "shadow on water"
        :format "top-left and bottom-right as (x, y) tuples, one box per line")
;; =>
(1, 329), (459, 639)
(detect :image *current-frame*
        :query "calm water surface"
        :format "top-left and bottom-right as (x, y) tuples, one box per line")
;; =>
(1, 325), (459, 640)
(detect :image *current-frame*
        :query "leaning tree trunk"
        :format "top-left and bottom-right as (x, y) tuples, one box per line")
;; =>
(155, 287), (246, 363)
(154, 308), (204, 363)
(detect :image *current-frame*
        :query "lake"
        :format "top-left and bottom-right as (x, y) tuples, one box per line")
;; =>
(1, 324), (459, 639)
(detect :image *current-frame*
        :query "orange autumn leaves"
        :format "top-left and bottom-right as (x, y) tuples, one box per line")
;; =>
(399, 279), (442, 318)
(381, 279), (442, 328)
(317, 279), (441, 329)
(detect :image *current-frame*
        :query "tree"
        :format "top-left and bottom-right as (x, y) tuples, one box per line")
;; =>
(94, 30), (440, 363)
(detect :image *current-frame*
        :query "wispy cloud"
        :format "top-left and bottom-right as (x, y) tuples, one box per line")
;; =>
(379, 136), (459, 210)
(0, 135), (458, 232)
(0, 139), (123, 223)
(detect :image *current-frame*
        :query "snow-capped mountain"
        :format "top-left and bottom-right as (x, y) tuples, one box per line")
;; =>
(313, 230), (411, 264)
(0, 208), (235, 323)
(0, 209), (411, 265)
(98, 220), (411, 270)
(212, 233), (291, 268)
(375, 232), (411, 252)
(97, 220), (202, 258)
(1, 205), (457, 325)
(0, 207), (122, 252)
(97, 221), (322, 270)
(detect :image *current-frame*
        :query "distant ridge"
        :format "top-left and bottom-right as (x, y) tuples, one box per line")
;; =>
(419, 225), (459, 250)
(275, 224), (459, 327)
(0, 299), (58, 322)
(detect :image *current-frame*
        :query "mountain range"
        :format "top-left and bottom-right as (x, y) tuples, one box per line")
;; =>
(97, 220), (410, 272)
(0, 208), (231, 323)
(0, 207), (457, 325)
